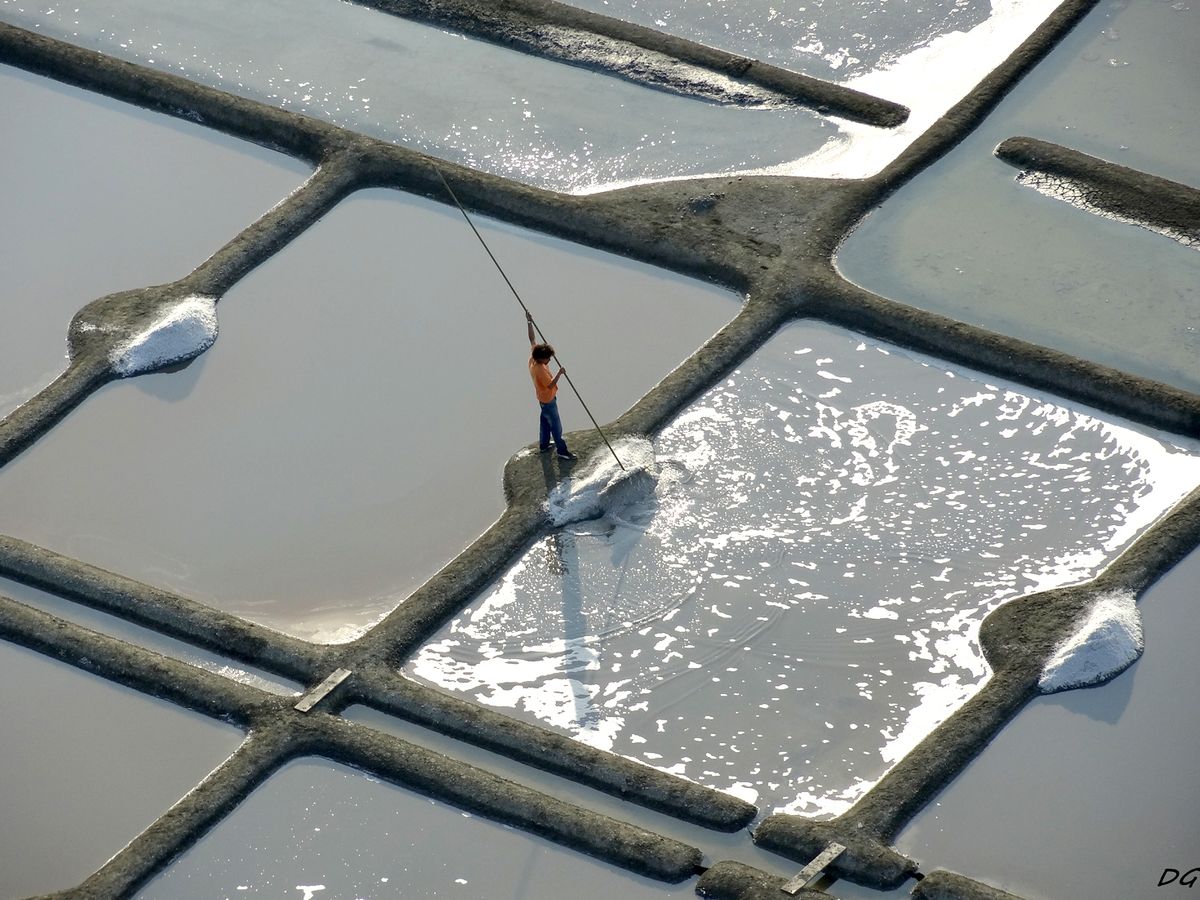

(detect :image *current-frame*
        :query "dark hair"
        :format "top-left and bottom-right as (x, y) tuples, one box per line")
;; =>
(531, 343), (555, 362)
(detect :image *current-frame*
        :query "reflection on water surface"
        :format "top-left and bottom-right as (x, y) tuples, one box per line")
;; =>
(0, 0), (1059, 188)
(408, 321), (1200, 816)
(140, 759), (693, 900)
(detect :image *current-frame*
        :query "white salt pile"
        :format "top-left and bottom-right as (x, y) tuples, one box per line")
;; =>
(109, 296), (219, 376)
(1039, 590), (1144, 693)
(546, 436), (664, 527)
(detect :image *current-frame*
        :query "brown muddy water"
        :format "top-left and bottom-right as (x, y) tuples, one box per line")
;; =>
(894, 545), (1200, 900)
(836, 0), (1200, 395)
(0, 188), (737, 642)
(0, 640), (245, 898)
(0, 64), (310, 418)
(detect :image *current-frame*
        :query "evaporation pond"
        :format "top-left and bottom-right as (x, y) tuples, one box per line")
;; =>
(0, 0), (834, 192)
(837, 0), (1200, 393)
(406, 319), (1200, 816)
(562, 0), (994, 83)
(0, 638), (245, 897)
(137, 757), (692, 899)
(0, 188), (735, 642)
(895, 545), (1200, 900)
(0, 64), (310, 418)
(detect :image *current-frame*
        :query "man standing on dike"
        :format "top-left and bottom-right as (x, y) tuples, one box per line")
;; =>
(527, 311), (576, 459)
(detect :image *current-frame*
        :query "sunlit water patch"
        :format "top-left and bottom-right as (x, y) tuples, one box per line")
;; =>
(563, 0), (991, 82)
(0, 0), (1060, 189)
(894, 546), (1200, 900)
(0, 576), (301, 696)
(0, 0), (832, 193)
(0, 189), (735, 642)
(138, 758), (693, 899)
(407, 320), (1200, 817)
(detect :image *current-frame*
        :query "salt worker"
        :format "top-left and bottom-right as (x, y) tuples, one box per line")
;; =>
(526, 311), (576, 460)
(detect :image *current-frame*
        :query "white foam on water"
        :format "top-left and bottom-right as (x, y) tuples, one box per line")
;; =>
(546, 436), (664, 527)
(1039, 590), (1143, 693)
(109, 296), (218, 376)
(409, 322), (1200, 817)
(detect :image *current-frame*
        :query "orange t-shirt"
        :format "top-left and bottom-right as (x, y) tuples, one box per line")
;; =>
(529, 357), (557, 404)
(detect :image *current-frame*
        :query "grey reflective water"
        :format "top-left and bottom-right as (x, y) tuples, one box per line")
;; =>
(346, 701), (922, 895)
(344, 703), (794, 877)
(0, 640), (245, 898)
(0, 576), (301, 695)
(0, 65), (310, 419)
(0, 0), (1059, 188)
(1015, 169), (1199, 250)
(564, 0), (991, 81)
(895, 545), (1200, 900)
(837, 0), (1200, 394)
(995, 0), (1197, 186)
(407, 320), (1200, 816)
(0, 189), (736, 642)
(137, 757), (693, 899)
(0, 0), (833, 193)
(343, 705), (921, 900)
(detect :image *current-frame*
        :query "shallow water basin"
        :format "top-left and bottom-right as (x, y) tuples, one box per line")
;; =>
(136, 757), (694, 899)
(0, 0), (835, 193)
(0, 64), (310, 418)
(0, 0), (1066, 187)
(836, 0), (1200, 395)
(406, 319), (1200, 817)
(0, 637), (245, 897)
(561, 0), (995, 83)
(0, 576), (300, 695)
(0, 188), (736, 642)
(894, 545), (1200, 900)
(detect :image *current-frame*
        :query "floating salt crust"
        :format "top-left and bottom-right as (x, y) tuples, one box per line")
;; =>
(0, 64), (310, 419)
(138, 757), (694, 899)
(0, 189), (736, 643)
(407, 320), (1200, 817)
(0, 640), (245, 897)
(894, 546), (1200, 900)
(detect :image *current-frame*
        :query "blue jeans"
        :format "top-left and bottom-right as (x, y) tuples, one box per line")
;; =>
(539, 398), (569, 453)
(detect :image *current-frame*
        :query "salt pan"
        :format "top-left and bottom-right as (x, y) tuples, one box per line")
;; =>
(1039, 590), (1143, 693)
(109, 297), (218, 376)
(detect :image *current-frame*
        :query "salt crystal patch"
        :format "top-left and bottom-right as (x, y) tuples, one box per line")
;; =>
(1039, 590), (1144, 693)
(546, 436), (661, 526)
(109, 296), (218, 376)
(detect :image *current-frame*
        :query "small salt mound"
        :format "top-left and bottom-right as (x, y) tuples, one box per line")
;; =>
(1039, 590), (1144, 694)
(547, 436), (660, 527)
(110, 296), (218, 376)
